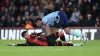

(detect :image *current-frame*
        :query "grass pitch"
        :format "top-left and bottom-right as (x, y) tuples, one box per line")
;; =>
(0, 40), (100, 56)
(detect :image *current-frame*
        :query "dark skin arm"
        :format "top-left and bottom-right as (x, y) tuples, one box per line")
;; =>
(8, 43), (28, 46)
(45, 23), (51, 36)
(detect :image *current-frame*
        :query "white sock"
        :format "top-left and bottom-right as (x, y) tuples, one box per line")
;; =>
(63, 30), (69, 42)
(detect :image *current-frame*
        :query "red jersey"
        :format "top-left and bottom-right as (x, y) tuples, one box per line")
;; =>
(26, 34), (48, 46)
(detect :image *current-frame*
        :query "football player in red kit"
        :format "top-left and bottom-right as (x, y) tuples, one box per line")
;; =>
(8, 31), (82, 46)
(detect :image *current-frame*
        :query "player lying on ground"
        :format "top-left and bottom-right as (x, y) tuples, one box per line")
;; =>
(42, 11), (88, 43)
(8, 31), (82, 46)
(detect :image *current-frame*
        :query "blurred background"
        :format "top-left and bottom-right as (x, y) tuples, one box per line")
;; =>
(0, 0), (100, 27)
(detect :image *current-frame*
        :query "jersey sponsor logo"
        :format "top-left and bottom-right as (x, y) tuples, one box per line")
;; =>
(55, 15), (60, 23)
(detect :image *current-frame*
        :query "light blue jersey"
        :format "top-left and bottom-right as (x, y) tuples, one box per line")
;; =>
(42, 11), (59, 26)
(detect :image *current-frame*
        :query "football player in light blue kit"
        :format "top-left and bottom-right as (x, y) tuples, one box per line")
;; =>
(42, 11), (87, 43)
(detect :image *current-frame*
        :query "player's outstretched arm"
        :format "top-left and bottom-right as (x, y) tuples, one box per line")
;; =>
(8, 43), (17, 46)
(8, 43), (28, 46)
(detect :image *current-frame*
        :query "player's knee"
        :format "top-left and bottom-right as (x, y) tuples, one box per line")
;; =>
(52, 27), (59, 32)
(64, 28), (70, 34)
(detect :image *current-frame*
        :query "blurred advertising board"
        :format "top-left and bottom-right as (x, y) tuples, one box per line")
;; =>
(0, 27), (99, 40)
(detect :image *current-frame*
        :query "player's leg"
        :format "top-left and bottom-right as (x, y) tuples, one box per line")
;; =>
(50, 27), (66, 41)
(56, 41), (82, 46)
(51, 27), (59, 32)
(59, 11), (87, 43)
(64, 27), (88, 43)
(62, 41), (82, 46)
(63, 43), (82, 46)
(47, 32), (60, 46)
(46, 31), (66, 46)
(64, 27), (82, 37)
(59, 11), (82, 37)
(52, 12), (82, 42)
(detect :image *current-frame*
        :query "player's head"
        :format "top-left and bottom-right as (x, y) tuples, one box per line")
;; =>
(21, 31), (29, 39)
(35, 18), (43, 27)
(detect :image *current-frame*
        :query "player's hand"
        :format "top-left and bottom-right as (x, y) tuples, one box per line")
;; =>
(8, 43), (17, 46)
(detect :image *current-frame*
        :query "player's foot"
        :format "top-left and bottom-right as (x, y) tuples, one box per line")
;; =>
(81, 33), (88, 44)
(73, 43), (82, 46)
(67, 40), (72, 43)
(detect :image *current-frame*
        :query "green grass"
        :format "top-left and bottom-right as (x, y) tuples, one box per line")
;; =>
(0, 40), (100, 56)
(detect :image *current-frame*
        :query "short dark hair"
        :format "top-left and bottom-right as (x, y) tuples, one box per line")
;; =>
(21, 31), (27, 37)
(35, 18), (42, 23)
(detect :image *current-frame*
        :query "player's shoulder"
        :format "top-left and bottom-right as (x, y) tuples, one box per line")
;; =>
(45, 11), (59, 16)
(50, 11), (59, 14)
(43, 11), (59, 18)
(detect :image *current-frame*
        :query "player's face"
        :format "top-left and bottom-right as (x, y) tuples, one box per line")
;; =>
(38, 20), (43, 26)
(24, 32), (30, 39)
